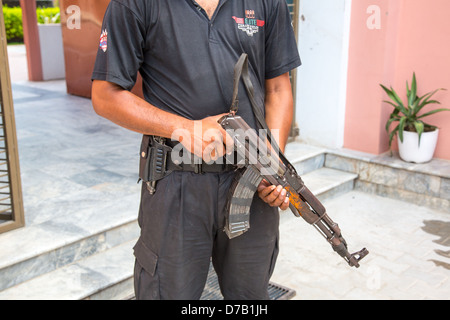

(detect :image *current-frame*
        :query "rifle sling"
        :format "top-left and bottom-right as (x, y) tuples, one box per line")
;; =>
(230, 53), (295, 172)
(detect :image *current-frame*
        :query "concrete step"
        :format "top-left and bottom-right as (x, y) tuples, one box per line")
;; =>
(279, 167), (358, 225)
(284, 142), (358, 202)
(0, 239), (136, 300)
(0, 193), (140, 292)
(325, 149), (450, 212)
(301, 167), (358, 202)
(284, 142), (326, 175)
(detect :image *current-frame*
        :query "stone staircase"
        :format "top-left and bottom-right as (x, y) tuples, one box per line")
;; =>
(324, 148), (450, 212)
(0, 142), (448, 300)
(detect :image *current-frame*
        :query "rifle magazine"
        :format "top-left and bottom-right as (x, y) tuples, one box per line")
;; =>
(224, 166), (263, 239)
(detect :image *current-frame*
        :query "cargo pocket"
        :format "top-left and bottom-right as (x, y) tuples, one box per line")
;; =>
(133, 238), (160, 300)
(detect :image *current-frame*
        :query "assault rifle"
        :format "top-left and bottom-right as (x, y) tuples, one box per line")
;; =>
(218, 53), (368, 268)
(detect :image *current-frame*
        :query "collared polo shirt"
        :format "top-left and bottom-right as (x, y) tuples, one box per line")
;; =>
(92, 0), (301, 129)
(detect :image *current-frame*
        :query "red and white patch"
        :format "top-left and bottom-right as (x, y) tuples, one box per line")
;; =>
(232, 9), (265, 37)
(99, 29), (108, 52)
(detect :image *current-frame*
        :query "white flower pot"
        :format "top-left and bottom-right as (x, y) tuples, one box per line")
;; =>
(37, 24), (66, 80)
(398, 129), (439, 163)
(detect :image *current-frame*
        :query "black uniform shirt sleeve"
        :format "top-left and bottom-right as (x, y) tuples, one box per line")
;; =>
(91, 0), (146, 91)
(264, 0), (301, 79)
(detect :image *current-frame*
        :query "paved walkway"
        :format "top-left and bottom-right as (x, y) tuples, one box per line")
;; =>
(4, 45), (450, 300)
(273, 190), (450, 299)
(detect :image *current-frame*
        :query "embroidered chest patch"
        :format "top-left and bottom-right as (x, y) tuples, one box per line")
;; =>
(232, 10), (265, 36)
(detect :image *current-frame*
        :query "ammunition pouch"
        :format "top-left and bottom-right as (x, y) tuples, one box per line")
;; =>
(139, 135), (176, 183)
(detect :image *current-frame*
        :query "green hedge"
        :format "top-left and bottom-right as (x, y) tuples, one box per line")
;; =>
(37, 7), (60, 24)
(3, 6), (22, 43)
(2, 6), (61, 43)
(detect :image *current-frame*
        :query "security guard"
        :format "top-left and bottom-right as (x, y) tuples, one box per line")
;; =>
(91, 0), (301, 300)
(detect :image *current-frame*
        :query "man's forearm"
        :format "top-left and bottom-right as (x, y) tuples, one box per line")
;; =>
(264, 73), (294, 152)
(91, 80), (192, 139)
(91, 80), (231, 161)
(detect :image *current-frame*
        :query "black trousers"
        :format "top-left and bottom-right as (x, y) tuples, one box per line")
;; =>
(133, 170), (279, 300)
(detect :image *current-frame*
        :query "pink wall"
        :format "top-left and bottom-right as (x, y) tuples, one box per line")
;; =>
(344, 0), (450, 160)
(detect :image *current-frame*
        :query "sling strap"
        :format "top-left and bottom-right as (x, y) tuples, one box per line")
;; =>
(229, 53), (295, 172)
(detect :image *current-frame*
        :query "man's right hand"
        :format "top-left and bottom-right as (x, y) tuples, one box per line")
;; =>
(175, 114), (234, 163)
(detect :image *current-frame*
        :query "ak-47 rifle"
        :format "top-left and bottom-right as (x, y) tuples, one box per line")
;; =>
(218, 54), (368, 268)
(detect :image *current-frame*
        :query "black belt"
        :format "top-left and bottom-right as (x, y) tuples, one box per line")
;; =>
(162, 139), (237, 174)
(174, 162), (236, 174)
(140, 135), (237, 195)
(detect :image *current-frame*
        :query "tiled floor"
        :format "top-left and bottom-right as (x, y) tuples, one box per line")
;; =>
(10, 80), (142, 227)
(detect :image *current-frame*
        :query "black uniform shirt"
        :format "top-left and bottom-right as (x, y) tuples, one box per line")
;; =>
(92, 0), (301, 130)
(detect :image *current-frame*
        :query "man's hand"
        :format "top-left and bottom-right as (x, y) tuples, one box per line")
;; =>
(176, 114), (234, 163)
(257, 179), (290, 210)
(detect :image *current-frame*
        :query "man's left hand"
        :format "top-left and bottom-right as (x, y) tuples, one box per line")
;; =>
(257, 179), (290, 210)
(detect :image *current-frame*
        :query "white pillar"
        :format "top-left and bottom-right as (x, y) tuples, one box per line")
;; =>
(295, 0), (352, 149)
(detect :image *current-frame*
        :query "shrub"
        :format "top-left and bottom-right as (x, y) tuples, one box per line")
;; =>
(3, 6), (23, 43)
(2, 6), (61, 43)
(37, 7), (60, 24)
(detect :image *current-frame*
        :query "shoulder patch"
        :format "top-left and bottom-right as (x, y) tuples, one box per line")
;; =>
(99, 29), (108, 52)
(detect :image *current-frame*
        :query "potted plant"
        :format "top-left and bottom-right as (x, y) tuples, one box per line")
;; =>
(380, 73), (449, 163)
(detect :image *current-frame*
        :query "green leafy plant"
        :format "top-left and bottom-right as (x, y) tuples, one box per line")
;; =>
(2, 6), (61, 44)
(380, 73), (450, 148)
(2, 6), (23, 43)
(37, 7), (60, 24)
